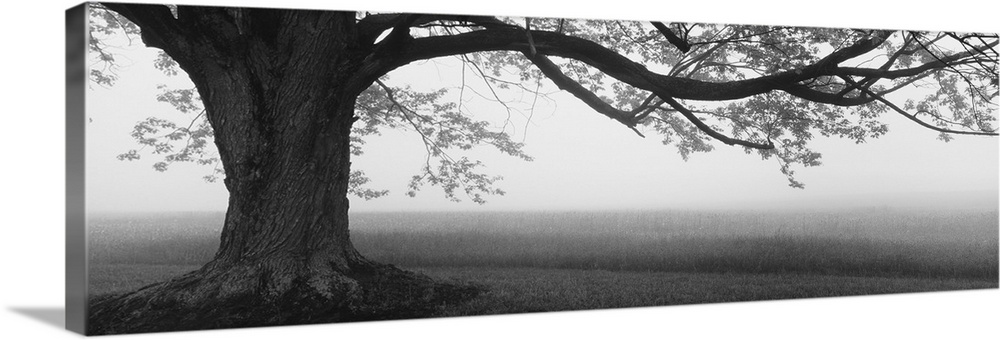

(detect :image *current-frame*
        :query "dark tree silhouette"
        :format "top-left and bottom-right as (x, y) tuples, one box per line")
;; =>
(82, 2), (998, 334)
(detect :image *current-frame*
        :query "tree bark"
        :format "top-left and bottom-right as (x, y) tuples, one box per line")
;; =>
(87, 9), (480, 334)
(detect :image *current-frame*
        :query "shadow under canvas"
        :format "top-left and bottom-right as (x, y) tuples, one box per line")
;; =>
(9, 307), (65, 330)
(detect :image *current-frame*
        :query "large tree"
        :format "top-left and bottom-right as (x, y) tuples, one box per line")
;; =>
(83, 2), (998, 334)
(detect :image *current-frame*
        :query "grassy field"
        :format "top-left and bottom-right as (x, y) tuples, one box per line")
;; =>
(87, 209), (999, 313)
(88, 263), (995, 316)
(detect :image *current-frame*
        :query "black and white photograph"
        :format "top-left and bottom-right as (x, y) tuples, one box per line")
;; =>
(2, 0), (998, 339)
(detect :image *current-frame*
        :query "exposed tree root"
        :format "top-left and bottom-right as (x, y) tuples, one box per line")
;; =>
(86, 259), (484, 335)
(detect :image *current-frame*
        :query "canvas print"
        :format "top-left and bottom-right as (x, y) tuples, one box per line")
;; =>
(67, 1), (999, 335)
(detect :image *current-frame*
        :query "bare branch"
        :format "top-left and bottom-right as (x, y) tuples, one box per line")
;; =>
(651, 22), (691, 53)
(101, 3), (186, 52)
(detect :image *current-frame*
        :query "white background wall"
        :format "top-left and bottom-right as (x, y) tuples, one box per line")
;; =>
(1, 1), (997, 339)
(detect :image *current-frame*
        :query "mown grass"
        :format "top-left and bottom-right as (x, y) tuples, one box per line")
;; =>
(88, 264), (199, 296)
(419, 267), (995, 316)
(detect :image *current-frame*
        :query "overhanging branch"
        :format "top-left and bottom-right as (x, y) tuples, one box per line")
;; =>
(394, 29), (897, 102)
(382, 21), (993, 144)
(521, 51), (645, 137)
(523, 50), (772, 148)
(658, 97), (775, 149)
(856, 86), (998, 136)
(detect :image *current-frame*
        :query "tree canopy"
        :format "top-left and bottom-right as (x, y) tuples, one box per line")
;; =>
(88, 4), (998, 200)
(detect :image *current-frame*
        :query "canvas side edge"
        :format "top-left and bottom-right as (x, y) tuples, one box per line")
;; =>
(65, 2), (89, 335)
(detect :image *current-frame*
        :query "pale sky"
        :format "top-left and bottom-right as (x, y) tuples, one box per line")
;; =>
(84, 17), (999, 213)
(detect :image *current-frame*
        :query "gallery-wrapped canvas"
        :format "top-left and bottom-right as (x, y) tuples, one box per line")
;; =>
(66, 1), (998, 336)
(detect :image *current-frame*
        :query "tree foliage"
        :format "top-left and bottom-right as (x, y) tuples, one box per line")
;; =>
(89, 4), (998, 197)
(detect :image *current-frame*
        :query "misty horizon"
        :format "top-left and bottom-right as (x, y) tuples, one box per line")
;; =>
(85, 188), (998, 215)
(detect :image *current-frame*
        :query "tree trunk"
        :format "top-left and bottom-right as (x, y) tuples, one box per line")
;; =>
(87, 10), (480, 334)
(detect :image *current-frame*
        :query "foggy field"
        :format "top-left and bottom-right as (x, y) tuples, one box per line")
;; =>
(90, 210), (999, 276)
(352, 210), (999, 279)
(87, 209), (998, 311)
